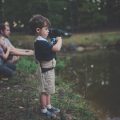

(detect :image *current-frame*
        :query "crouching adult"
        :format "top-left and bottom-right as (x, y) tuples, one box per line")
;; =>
(0, 23), (34, 64)
(0, 35), (16, 78)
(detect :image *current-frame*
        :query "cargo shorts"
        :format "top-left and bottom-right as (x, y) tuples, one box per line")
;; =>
(38, 66), (55, 95)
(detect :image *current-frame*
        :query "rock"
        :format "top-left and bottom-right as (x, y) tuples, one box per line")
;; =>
(76, 46), (85, 52)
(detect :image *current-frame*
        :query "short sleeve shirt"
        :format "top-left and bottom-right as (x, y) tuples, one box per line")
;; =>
(34, 36), (56, 61)
(4, 38), (14, 48)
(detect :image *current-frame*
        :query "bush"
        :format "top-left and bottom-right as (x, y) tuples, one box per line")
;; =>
(16, 57), (37, 74)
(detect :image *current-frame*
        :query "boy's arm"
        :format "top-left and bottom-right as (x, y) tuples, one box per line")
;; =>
(52, 37), (62, 52)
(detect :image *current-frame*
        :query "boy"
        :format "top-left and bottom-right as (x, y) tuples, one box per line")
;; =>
(29, 14), (62, 118)
(0, 23), (34, 63)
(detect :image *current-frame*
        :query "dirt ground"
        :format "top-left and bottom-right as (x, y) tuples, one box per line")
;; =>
(0, 73), (74, 120)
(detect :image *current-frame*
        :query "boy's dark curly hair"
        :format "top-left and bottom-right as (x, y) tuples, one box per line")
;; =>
(29, 14), (51, 34)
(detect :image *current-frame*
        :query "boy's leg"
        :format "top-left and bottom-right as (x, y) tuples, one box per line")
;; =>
(46, 94), (51, 105)
(44, 69), (60, 113)
(40, 93), (48, 114)
(40, 92), (47, 109)
(40, 92), (56, 118)
(46, 94), (60, 113)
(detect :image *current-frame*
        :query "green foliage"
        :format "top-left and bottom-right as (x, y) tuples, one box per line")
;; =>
(2, 0), (120, 31)
(56, 58), (66, 72)
(63, 31), (120, 46)
(56, 56), (71, 73)
(16, 57), (37, 74)
(52, 77), (97, 120)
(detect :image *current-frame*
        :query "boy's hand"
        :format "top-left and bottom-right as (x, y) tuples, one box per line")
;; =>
(52, 37), (62, 52)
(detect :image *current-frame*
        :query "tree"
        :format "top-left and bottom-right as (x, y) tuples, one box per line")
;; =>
(1, 0), (120, 32)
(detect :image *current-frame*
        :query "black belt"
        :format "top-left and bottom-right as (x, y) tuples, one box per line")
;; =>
(41, 67), (54, 73)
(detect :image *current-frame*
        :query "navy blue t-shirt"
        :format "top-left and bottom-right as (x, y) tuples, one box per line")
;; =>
(34, 40), (56, 61)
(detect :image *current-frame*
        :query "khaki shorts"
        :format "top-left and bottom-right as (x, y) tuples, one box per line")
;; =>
(38, 66), (55, 95)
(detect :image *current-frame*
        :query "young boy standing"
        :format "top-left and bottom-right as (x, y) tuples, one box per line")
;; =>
(29, 14), (62, 118)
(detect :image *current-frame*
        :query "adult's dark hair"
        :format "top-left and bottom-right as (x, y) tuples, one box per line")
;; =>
(0, 23), (6, 34)
(29, 14), (51, 34)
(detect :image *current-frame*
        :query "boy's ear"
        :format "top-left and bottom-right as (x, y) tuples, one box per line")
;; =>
(36, 28), (40, 33)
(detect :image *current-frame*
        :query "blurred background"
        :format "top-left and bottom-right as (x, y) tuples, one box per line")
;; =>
(0, 0), (120, 33)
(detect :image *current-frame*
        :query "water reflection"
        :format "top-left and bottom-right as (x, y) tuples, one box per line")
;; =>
(67, 49), (120, 120)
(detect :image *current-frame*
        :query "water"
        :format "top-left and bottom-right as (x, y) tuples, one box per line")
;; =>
(66, 49), (120, 120)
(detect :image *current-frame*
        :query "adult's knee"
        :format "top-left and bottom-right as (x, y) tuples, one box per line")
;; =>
(6, 63), (16, 71)
(0, 65), (16, 78)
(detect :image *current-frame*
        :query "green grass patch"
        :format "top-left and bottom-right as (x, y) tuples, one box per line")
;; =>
(63, 31), (120, 46)
(16, 56), (37, 74)
(53, 77), (97, 120)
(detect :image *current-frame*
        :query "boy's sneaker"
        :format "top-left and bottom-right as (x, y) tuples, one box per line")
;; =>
(41, 110), (56, 118)
(47, 106), (60, 113)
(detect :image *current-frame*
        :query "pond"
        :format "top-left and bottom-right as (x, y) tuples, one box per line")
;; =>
(65, 49), (120, 120)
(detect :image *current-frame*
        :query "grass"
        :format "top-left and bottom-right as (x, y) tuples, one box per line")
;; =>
(53, 77), (97, 120)
(0, 56), (97, 120)
(63, 31), (120, 46)
(16, 56), (37, 74)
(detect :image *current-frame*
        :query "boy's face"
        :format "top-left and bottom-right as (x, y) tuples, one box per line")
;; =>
(37, 26), (49, 39)
(3, 26), (11, 37)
